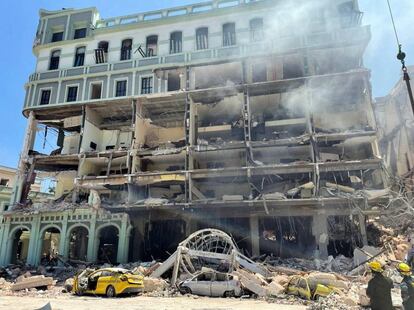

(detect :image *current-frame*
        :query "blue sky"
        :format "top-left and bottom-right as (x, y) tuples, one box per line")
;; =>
(0, 0), (412, 169)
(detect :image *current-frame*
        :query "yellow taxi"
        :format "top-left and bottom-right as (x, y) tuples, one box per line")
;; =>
(73, 267), (144, 297)
(286, 275), (339, 300)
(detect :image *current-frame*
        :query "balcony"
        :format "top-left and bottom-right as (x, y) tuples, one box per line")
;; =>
(28, 25), (370, 84)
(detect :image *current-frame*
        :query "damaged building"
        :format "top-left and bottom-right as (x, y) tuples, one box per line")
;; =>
(0, 0), (389, 267)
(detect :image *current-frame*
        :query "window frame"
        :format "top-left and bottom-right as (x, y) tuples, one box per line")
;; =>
(195, 27), (209, 50)
(38, 87), (53, 106)
(145, 35), (158, 57)
(169, 31), (183, 54)
(114, 78), (128, 97)
(65, 84), (80, 102)
(51, 31), (64, 43)
(250, 18), (264, 42)
(120, 38), (133, 61)
(49, 49), (61, 70)
(74, 46), (86, 67)
(139, 74), (155, 95)
(89, 81), (103, 100)
(222, 22), (236, 47)
(73, 27), (87, 40)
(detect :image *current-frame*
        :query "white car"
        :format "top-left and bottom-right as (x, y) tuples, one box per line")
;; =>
(178, 270), (242, 297)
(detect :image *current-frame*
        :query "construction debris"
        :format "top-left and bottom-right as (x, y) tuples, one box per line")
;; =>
(11, 275), (55, 291)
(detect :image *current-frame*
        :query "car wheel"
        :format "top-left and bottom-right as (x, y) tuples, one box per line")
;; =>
(106, 285), (116, 298)
(180, 286), (192, 295)
(224, 290), (235, 298)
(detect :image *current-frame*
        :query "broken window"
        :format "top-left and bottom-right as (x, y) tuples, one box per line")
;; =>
(146, 35), (158, 57)
(74, 28), (87, 39)
(170, 31), (182, 54)
(141, 77), (153, 94)
(51, 31), (63, 43)
(120, 39), (132, 60)
(49, 50), (61, 70)
(250, 18), (264, 42)
(66, 86), (78, 102)
(168, 72), (181, 91)
(0, 179), (9, 186)
(90, 83), (102, 99)
(283, 61), (303, 79)
(95, 41), (108, 64)
(223, 23), (236, 46)
(252, 63), (267, 83)
(40, 89), (51, 105)
(196, 27), (208, 50)
(115, 80), (127, 97)
(74, 46), (86, 67)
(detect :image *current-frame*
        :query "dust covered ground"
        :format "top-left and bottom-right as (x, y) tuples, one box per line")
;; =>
(0, 295), (307, 310)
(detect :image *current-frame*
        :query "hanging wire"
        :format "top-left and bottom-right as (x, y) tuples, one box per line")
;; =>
(386, 0), (400, 48)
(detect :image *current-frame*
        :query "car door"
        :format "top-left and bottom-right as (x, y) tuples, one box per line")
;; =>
(96, 270), (114, 294)
(192, 272), (213, 296)
(211, 272), (227, 297)
(297, 278), (311, 300)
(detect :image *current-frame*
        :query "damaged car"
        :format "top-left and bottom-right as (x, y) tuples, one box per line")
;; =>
(178, 269), (242, 297)
(73, 267), (144, 297)
(286, 275), (340, 300)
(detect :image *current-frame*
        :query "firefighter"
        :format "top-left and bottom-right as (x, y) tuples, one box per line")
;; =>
(366, 261), (394, 310)
(397, 263), (414, 310)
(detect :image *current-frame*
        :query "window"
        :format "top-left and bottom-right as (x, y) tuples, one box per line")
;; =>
(74, 28), (87, 39)
(223, 23), (236, 46)
(40, 89), (51, 105)
(67, 86), (78, 102)
(170, 31), (182, 54)
(90, 83), (102, 99)
(250, 18), (264, 42)
(74, 46), (86, 67)
(0, 179), (9, 186)
(51, 32), (64, 43)
(95, 41), (109, 64)
(49, 50), (61, 70)
(196, 27), (208, 50)
(141, 77), (153, 94)
(252, 63), (267, 83)
(146, 35), (158, 57)
(120, 39), (132, 60)
(168, 72), (181, 91)
(115, 80), (127, 97)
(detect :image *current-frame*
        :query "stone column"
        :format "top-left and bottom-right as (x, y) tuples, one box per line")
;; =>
(250, 215), (260, 257)
(312, 212), (329, 259)
(59, 213), (69, 260)
(86, 212), (97, 262)
(117, 214), (129, 263)
(27, 215), (41, 265)
(0, 218), (11, 265)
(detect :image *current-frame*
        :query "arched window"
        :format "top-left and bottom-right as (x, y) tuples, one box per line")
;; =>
(146, 35), (158, 57)
(49, 50), (61, 70)
(170, 31), (182, 54)
(95, 41), (109, 64)
(250, 18), (264, 42)
(196, 27), (208, 50)
(120, 39), (132, 60)
(223, 23), (236, 46)
(74, 46), (86, 67)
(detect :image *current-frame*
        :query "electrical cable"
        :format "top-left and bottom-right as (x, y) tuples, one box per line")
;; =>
(386, 0), (400, 48)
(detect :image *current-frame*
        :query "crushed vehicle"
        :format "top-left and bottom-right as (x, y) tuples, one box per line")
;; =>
(73, 267), (144, 297)
(178, 269), (242, 297)
(286, 275), (340, 300)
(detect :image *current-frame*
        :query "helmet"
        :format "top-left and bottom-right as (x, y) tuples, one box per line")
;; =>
(397, 263), (412, 275)
(368, 261), (384, 273)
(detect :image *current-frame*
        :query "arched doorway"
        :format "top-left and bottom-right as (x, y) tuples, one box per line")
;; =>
(40, 227), (61, 265)
(97, 225), (119, 264)
(9, 228), (30, 264)
(68, 226), (89, 261)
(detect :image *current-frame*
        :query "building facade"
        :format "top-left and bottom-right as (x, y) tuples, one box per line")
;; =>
(375, 66), (414, 187)
(0, 0), (388, 266)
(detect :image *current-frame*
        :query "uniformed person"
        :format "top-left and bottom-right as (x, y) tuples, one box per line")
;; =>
(366, 261), (394, 310)
(397, 263), (414, 310)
